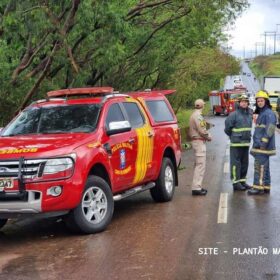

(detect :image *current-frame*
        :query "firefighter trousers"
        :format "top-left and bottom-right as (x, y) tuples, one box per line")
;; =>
(253, 154), (270, 190)
(191, 140), (206, 190)
(230, 146), (249, 184)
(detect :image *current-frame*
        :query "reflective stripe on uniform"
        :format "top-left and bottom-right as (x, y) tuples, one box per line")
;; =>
(232, 165), (237, 183)
(230, 143), (250, 147)
(232, 127), (252, 132)
(264, 186), (271, 190)
(261, 137), (269, 143)
(250, 148), (276, 155)
(252, 185), (264, 190)
(259, 165), (264, 186)
(233, 178), (246, 183)
(256, 124), (266, 128)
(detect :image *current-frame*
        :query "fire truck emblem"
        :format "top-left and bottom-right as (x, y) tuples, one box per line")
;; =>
(120, 149), (126, 169)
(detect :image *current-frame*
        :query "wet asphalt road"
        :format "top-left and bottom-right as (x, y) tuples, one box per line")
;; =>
(1, 116), (280, 280)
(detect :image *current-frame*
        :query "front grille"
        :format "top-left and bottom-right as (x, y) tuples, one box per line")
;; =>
(0, 159), (47, 179)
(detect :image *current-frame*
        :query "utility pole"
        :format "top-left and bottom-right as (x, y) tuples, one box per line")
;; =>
(255, 42), (264, 56)
(249, 50), (255, 58)
(263, 31), (277, 55)
(276, 24), (280, 53)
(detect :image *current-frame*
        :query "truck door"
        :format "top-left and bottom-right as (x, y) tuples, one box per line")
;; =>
(105, 103), (137, 191)
(121, 101), (154, 185)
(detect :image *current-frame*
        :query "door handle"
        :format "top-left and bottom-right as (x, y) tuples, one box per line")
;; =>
(148, 131), (154, 138)
(103, 143), (112, 155)
(128, 138), (135, 144)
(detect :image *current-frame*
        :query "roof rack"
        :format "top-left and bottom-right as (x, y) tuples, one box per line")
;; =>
(47, 87), (114, 98)
(101, 93), (130, 104)
(127, 89), (176, 95)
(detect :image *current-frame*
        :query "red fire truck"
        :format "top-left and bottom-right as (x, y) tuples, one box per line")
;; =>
(209, 89), (246, 116)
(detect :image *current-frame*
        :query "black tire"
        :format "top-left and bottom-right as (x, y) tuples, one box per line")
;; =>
(64, 176), (114, 234)
(150, 157), (175, 202)
(0, 218), (8, 230)
(223, 108), (229, 116)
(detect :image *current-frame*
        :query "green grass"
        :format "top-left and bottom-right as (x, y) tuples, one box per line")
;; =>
(251, 54), (280, 77)
(176, 101), (211, 142)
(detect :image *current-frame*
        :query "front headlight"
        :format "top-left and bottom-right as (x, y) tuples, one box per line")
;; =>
(44, 158), (73, 174)
(39, 157), (74, 181)
(23, 155), (76, 183)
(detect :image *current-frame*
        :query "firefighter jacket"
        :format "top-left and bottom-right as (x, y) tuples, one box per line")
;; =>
(250, 105), (276, 156)
(224, 106), (252, 147)
(189, 109), (211, 141)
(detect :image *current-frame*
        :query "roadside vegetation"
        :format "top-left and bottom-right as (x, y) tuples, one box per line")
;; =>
(177, 102), (211, 143)
(250, 54), (280, 78)
(0, 0), (248, 126)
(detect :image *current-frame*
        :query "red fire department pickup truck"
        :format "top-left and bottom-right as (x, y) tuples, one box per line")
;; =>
(0, 87), (181, 234)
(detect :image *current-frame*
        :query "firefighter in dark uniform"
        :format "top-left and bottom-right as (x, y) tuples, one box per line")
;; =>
(224, 95), (252, 191)
(248, 90), (277, 195)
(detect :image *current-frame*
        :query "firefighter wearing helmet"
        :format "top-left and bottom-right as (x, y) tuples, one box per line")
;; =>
(248, 90), (277, 195)
(224, 94), (253, 191)
(189, 99), (212, 195)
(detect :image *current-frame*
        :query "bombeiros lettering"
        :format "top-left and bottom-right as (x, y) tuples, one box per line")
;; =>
(0, 148), (38, 154)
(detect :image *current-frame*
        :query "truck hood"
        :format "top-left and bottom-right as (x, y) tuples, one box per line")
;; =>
(0, 133), (93, 159)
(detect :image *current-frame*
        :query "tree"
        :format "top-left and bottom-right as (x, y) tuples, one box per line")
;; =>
(0, 0), (249, 125)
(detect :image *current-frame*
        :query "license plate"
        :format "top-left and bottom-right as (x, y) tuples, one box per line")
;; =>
(0, 178), (14, 191)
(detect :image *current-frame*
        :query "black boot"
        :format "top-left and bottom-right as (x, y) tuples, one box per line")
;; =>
(241, 182), (252, 190)
(233, 183), (246, 191)
(192, 188), (207, 196)
(248, 188), (264, 195)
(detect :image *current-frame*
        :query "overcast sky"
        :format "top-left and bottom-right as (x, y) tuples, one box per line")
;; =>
(227, 0), (280, 58)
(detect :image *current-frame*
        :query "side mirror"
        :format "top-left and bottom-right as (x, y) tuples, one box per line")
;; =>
(107, 120), (131, 136)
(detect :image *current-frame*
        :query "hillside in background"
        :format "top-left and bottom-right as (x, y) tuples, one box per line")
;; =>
(250, 54), (280, 77)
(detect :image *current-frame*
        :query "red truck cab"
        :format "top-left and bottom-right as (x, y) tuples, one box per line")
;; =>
(209, 89), (246, 116)
(0, 87), (181, 233)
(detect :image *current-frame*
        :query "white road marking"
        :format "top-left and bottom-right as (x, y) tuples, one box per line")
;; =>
(223, 162), (229, 173)
(217, 193), (228, 224)
(225, 148), (229, 156)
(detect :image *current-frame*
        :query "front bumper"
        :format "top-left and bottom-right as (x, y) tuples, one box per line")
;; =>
(0, 190), (42, 214)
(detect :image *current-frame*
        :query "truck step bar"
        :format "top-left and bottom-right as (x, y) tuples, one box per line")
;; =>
(113, 182), (155, 201)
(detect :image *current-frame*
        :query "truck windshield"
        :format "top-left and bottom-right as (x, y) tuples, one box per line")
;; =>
(2, 104), (100, 136)
(269, 97), (278, 103)
(229, 93), (242, 100)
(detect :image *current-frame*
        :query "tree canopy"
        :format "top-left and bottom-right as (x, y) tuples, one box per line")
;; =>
(0, 0), (248, 125)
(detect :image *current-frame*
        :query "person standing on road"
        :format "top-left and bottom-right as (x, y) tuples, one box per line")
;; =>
(248, 90), (277, 195)
(189, 99), (212, 196)
(224, 95), (252, 191)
